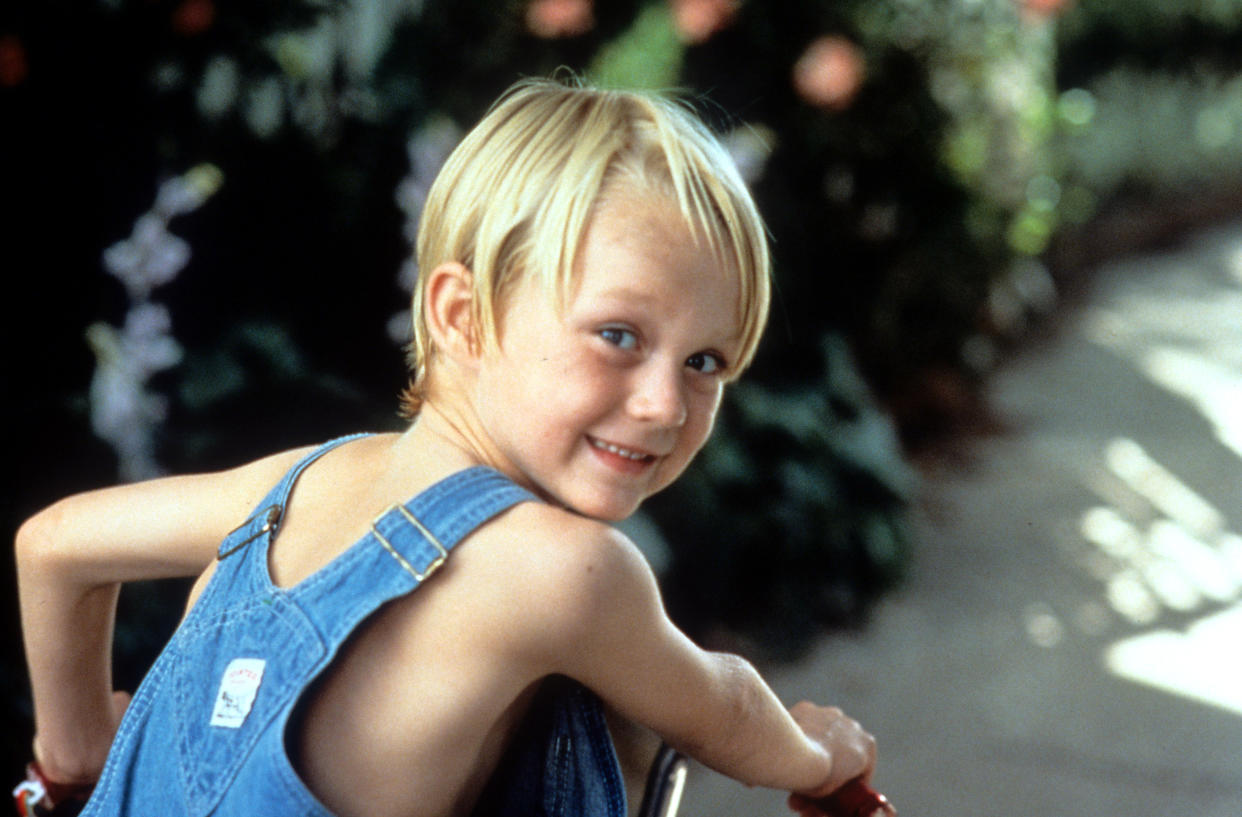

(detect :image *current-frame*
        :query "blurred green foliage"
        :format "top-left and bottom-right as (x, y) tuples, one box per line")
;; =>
(1057, 0), (1242, 201)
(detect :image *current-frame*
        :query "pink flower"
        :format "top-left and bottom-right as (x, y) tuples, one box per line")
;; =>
(792, 36), (865, 111)
(526, 0), (595, 39)
(1019, 0), (1074, 21)
(670, 0), (739, 45)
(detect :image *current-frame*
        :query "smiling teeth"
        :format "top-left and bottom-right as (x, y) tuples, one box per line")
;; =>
(591, 439), (650, 461)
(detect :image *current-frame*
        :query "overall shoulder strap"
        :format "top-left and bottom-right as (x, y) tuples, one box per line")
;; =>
(216, 433), (373, 560)
(370, 466), (536, 581)
(293, 466), (537, 643)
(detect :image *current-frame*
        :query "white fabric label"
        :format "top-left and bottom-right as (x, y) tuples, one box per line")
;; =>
(209, 658), (266, 728)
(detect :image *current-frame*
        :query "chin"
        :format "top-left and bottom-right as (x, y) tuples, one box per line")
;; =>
(573, 504), (637, 523)
(566, 493), (643, 523)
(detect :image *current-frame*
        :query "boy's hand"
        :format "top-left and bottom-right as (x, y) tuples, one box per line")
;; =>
(787, 780), (897, 817)
(787, 701), (877, 799)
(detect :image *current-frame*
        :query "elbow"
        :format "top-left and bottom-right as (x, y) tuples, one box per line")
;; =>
(15, 502), (72, 580)
(16, 508), (50, 571)
(14, 501), (112, 611)
(718, 653), (767, 728)
(673, 653), (770, 778)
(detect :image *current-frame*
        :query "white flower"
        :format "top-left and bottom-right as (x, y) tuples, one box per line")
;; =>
(102, 215), (190, 300)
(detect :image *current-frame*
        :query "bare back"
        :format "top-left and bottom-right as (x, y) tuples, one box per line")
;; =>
(190, 434), (559, 817)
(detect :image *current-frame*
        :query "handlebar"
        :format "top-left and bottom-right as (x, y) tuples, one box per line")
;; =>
(792, 777), (896, 817)
(639, 745), (896, 817)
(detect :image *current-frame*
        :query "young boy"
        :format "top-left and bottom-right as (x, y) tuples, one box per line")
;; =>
(16, 78), (881, 817)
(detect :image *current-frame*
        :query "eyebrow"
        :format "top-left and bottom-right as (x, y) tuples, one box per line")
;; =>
(592, 286), (660, 305)
(591, 287), (744, 346)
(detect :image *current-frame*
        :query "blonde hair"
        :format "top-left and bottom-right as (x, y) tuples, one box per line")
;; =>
(399, 77), (770, 417)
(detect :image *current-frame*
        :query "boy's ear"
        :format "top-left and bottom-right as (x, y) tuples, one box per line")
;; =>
(424, 261), (482, 364)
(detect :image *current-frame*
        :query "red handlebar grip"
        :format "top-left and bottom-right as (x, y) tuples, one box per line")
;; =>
(809, 778), (894, 817)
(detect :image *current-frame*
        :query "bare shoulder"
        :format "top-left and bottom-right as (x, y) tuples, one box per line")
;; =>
(494, 503), (650, 592)
(465, 502), (661, 661)
(456, 501), (724, 745)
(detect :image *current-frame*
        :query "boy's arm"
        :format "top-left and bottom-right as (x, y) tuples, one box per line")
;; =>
(15, 447), (312, 783)
(525, 523), (876, 797)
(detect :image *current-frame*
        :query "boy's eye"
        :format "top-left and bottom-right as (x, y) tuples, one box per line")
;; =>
(686, 352), (725, 375)
(600, 327), (638, 350)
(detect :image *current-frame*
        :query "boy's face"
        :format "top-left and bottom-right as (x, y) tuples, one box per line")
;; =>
(472, 191), (741, 521)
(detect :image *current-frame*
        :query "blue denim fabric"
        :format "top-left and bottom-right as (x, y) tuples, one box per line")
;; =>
(470, 676), (627, 817)
(82, 435), (625, 817)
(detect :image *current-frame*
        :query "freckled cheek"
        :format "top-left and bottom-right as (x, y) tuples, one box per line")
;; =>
(561, 353), (626, 405)
(533, 357), (617, 447)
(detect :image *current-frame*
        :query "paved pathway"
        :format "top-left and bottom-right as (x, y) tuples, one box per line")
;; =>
(677, 220), (1242, 816)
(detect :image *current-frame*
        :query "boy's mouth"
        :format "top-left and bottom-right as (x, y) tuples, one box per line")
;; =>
(588, 436), (657, 464)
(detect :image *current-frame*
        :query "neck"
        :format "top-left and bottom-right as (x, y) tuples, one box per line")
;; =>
(394, 398), (515, 484)
(400, 374), (548, 502)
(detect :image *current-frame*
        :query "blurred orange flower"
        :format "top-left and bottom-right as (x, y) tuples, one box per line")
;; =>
(0, 35), (27, 88)
(792, 35), (865, 110)
(670, 0), (739, 44)
(1020, 0), (1074, 20)
(526, 0), (595, 39)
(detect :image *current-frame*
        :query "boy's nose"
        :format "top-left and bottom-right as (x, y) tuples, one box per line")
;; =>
(627, 363), (688, 428)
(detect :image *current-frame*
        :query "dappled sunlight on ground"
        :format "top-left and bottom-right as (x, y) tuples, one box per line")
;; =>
(1074, 225), (1242, 717)
(1105, 604), (1242, 717)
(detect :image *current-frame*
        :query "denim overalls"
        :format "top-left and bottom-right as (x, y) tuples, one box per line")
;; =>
(82, 435), (627, 817)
